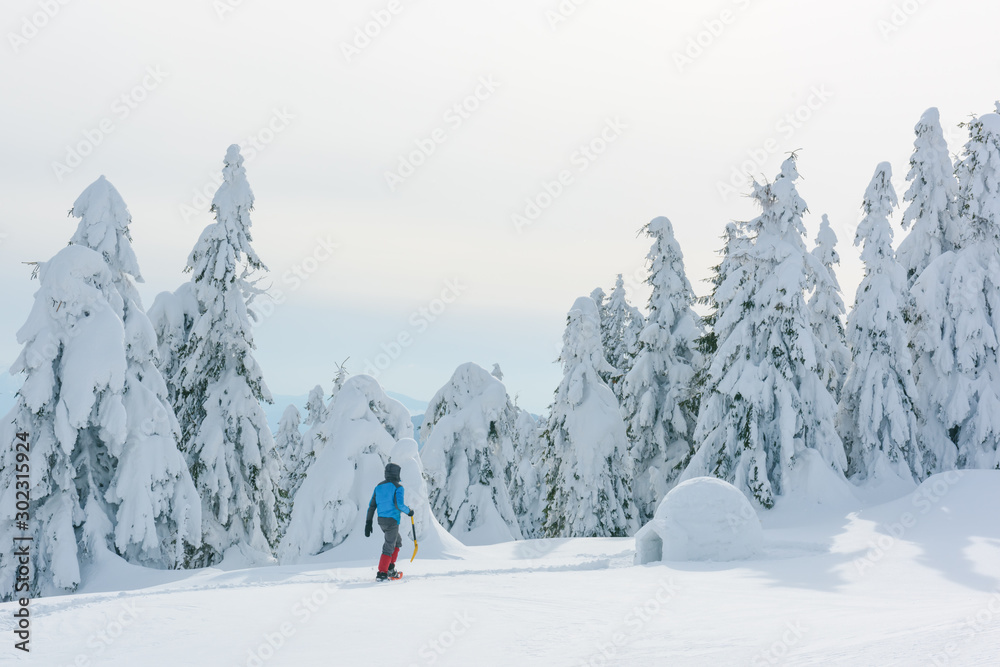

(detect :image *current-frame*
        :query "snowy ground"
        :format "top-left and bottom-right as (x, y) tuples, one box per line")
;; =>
(3, 472), (999, 666)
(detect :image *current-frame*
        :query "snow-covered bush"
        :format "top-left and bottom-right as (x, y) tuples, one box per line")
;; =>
(634, 477), (762, 564)
(420, 362), (522, 545)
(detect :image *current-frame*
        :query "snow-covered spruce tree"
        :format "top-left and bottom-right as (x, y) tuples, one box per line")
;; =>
(683, 156), (847, 508)
(67, 175), (202, 568)
(911, 112), (1000, 472)
(542, 297), (635, 537)
(331, 358), (350, 397)
(602, 274), (645, 401)
(148, 282), (199, 407)
(273, 404), (305, 536)
(304, 385), (326, 428)
(172, 145), (280, 566)
(620, 217), (702, 524)
(899, 109), (962, 476)
(420, 363), (522, 544)
(808, 215), (850, 402)
(897, 108), (961, 289)
(279, 375), (415, 561)
(0, 247), (190, 599)
(838, 163), (921, 483)
(508, 407), (545, 539)
(690, 222), (751, 408)
(589, 287), (614, 387)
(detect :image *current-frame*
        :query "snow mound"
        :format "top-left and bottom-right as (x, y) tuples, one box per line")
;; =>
(634, 477), (762, 564)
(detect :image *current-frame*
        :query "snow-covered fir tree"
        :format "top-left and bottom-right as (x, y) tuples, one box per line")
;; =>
(690, 222), (751, 407)
(508, 407), (545, 539)
(897, 108), (961, 289)
(602, 274), (645, 401)
(304, 385), (326, 428)
(542, 296), (635, 537)
(0, 246), (199, 600)
(171, 145), (280, 566)
(838, 163), (921, 484)
(420, 363), (522, 544)
(589, 287), (614, 387)
(273, 404), (305, 536)
(279, 375), (415, 561)
(911, 112), (1000, 473)
(899, 109), (963, 476)
(148, 282), (199, 407)
(620, 217), (702, 524)
(808, 215), (850, 402)
(67, 176), (202, 568)
(684, 156), (847, 508)
(331, 358), (350, 397)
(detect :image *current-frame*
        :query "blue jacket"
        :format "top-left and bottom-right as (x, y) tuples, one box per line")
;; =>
(368, 481), (411, 523)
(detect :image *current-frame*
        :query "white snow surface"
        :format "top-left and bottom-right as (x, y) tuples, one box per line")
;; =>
(634, 477), (763, 564)
(4, 470), (999, 666)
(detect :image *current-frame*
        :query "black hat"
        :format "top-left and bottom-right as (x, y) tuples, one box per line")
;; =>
(384, 463), (401, 482)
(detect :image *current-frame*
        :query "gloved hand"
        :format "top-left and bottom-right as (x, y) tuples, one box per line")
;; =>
(407, 510), (414, 517)
(364, 522), (372, 537)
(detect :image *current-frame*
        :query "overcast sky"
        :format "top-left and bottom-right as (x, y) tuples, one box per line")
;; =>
(1, 0), (998, 412)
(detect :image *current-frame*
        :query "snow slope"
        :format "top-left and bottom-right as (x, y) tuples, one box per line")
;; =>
(2, 472), (999, 666)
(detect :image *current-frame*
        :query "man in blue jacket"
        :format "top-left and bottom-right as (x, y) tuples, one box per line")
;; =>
(365, 462), (413, 581)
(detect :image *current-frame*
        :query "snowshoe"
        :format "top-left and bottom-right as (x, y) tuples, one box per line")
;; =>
(375, 571), (389, 582)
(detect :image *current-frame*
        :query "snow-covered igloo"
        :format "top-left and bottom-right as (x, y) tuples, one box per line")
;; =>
(634, 477), (763, 564)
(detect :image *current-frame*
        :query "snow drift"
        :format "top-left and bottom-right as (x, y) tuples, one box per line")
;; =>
(279, 375), (463, 563)
(634, 477), (763, 564)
